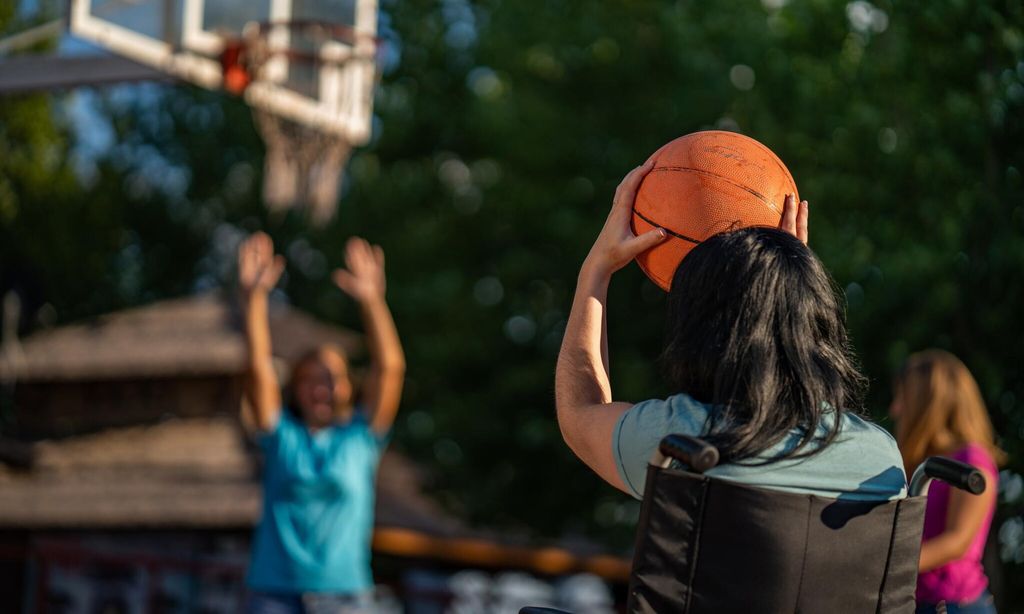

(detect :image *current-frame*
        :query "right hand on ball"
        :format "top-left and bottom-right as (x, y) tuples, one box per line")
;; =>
(778, 194), (809, 244)
(584, 160), (669, 277)
(238, 232), (285, 297)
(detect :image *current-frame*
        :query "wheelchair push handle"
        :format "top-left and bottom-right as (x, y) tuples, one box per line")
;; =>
(909, 456), (986, 497)
(657, 434), (720, 473)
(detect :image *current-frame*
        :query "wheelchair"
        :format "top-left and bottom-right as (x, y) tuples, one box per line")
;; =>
(523, 434), (985, 614)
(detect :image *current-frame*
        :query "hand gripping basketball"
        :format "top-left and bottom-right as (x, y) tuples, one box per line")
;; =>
(583, 160), (669, 277)
(632, 131), (802, 290)
(778, 194), (809, 244)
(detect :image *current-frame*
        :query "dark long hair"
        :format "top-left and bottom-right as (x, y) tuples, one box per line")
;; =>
(660, 227), (867, 463)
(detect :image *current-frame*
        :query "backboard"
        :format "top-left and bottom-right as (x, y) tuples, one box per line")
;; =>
(68, 0), (378, 143)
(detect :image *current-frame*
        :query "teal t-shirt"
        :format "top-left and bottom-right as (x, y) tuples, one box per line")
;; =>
(247, 410), (386, 593)
(613, 393), (907, 501)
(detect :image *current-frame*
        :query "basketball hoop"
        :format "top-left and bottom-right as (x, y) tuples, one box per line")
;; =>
(219, 20), (380, 225)
(218, 40), (251, 95)
(67, 0), (382, 223)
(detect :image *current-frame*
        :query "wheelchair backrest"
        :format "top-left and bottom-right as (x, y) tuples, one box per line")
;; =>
(628, 465), (925, 613)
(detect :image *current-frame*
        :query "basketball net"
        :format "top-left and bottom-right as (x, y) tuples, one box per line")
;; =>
(255, 109), (352, 225)
(219, 22), (373, 226)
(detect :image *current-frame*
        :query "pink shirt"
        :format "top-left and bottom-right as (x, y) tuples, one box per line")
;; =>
(916, 443), (998, 604)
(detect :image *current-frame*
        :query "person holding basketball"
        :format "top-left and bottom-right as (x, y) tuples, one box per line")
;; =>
(556, 161), (906, 504)
(890, 350), (1003, 613)
(238, 232), (405, 614)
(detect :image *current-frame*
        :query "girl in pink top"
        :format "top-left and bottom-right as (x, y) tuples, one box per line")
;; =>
(890, 350), (1005, 613)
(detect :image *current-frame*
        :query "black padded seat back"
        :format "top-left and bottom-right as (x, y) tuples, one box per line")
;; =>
(627, 465), (925, 614)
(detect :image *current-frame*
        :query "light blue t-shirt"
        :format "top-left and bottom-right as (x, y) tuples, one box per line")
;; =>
(613, 393), (907, 501)
(247, 410), (386, 594)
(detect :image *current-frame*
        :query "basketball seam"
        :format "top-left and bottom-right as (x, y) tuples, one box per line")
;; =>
(649, 166), (784, 214)
(697, 131), (796, 193)
(633, 210), (701, 245)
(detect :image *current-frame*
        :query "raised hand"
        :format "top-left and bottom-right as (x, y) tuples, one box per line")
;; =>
(584, 160), (669, 276)
(333, 237), (405, 435)
(332, 237), (387, 303)
(238, 232), (285, 432)
(238, 232), (286, 296)
(778, 194), (809, 244)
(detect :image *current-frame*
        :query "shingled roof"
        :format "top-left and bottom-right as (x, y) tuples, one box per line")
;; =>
(0, 416), (629, 579)
(0, 415), (459, 532)
(0, 292), (361, 382)
(0, 293), (630, 579)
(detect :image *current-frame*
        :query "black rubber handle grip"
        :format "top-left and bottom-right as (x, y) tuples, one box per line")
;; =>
(659, 434), (720, 473)
(518, 608), (572, 614)
(922, 457), (986, 495)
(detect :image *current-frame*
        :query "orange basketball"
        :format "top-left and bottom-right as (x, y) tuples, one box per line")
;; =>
(632, 131), (799, 290)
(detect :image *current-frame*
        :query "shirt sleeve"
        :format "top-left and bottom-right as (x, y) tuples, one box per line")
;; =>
(612, 394), (710, 499)
(256, 408), (289, 455)
(956, 443), (999, 477)
(351, 408), (391, 452)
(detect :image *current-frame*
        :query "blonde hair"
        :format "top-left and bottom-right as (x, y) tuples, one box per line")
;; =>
(894, 349), (1006, 474)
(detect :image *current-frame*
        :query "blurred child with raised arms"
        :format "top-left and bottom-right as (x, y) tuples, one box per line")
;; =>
(238, 233), (405, 614)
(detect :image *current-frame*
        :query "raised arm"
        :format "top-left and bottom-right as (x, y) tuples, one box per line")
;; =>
(557, 170), (809, 494)
(556, 161), (668, 493)
(239, 232), (286, 433)
(333, 238), (405, 436)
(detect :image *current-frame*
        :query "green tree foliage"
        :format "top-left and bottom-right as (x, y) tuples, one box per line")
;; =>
(2, 0), (1023, 603)
(0, 5), (106, 321)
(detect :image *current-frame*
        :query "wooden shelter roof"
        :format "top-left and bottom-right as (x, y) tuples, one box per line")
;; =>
(0, 293), (630, 579)
(0, 292), (361, 382)
(0, 416), (629, 579)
